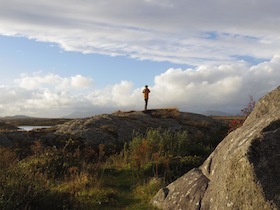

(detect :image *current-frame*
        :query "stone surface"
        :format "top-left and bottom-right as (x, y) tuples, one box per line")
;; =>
(54, 109), (226, 146)
(152, 168), (209, 210)
(0, 109), (227, 151)
(151, 86), (280, 210)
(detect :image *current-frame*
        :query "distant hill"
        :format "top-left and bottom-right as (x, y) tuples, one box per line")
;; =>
(203, 110), (232, 116)
(2, 115), (34, 119)
(0, 116), (71, 126)
(64, 111), (95, 118)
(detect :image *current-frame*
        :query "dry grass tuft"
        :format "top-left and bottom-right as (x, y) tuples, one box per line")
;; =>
(144, 108), (180, 119)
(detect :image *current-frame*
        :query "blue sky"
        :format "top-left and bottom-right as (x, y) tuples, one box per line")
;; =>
(0, 0), (280, 117)
(0, 36), (189, 88)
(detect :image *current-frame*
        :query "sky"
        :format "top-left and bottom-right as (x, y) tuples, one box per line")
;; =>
(0, 0), (280, 118)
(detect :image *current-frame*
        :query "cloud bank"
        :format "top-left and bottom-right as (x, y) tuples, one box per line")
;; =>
(1, 0), (280, 65)
(0, 57), (279, 117)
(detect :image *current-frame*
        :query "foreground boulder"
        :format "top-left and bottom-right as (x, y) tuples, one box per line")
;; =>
(151, 86), (280, 210)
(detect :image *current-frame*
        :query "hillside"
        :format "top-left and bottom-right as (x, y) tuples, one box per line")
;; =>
(0, 117), (71, 126)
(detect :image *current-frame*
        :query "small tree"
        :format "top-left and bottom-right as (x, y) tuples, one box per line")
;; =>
(241, 95), (255, 117)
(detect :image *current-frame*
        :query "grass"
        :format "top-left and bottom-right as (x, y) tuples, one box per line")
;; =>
(0, 127), (223, 209)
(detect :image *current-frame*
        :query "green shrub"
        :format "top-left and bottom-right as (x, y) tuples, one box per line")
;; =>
(117, 128), (211, 182)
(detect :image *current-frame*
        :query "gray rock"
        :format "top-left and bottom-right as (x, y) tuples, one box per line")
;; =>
(152, 168), (209, 210)
(151, 86), (280, 210)
(54, 109), (227, 146)
(0, 109), (227, 151)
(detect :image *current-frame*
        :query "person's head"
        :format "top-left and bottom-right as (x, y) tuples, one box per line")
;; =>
(145, 85), (148, 88)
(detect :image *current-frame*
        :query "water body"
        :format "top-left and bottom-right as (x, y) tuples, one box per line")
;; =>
(18, 126), (52, 131)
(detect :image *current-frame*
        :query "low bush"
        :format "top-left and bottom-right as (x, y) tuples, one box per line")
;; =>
(112, 128), (212, 182)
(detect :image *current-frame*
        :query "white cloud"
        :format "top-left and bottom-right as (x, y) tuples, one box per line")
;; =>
(15, 72), (92, 90)
(150, 56), (280, 113)
(0, 57), (279, 117)
(1, 1), (280, 65)
(71, 75), (92, 88)
(15, 73), (62, 90)
(87, 81), (139, 108)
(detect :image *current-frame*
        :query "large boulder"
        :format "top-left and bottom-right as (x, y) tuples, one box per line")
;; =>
(151, 86), (280, 210)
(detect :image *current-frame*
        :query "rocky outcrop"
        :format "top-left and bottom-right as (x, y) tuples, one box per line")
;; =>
(0, 109), (227, 149)
(151, 86), (280, 210)
(54, 109), (226, 146)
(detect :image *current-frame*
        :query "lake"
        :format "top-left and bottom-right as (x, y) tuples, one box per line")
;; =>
(18, 126), (52, 131)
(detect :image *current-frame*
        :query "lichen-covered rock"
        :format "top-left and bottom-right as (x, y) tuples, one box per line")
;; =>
(152, 168), (209, 210)
(151, 86), (280, 210)
(54, 109), (226, 146)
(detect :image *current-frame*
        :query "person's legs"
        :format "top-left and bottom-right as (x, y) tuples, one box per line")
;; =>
(144, 99), (148, 110)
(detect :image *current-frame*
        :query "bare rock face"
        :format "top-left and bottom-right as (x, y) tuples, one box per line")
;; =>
(151, 86), (280, 210)
(54, 109), (226, 146)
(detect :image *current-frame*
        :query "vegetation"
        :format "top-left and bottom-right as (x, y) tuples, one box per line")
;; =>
(0, 128), (216, 210)
(241, 95), (255, 117)
(0, 122), (18, 131)
(227, 95), (256, 133)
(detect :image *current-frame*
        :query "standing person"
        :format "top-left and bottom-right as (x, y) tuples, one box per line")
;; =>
(142, 85), (150, 110)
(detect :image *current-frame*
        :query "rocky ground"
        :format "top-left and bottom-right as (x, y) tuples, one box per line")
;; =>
(54, 109), (227, 146)
(0, 108), (228, 154)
